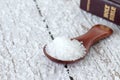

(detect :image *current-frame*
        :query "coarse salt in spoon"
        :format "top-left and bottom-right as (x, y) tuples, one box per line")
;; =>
(46, 37), (86, 61)
(43, 24), (113, 64)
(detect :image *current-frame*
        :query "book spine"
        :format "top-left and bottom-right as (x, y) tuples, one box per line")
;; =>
(80, 0), (120, 25)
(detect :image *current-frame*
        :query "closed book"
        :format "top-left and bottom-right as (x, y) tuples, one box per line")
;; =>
(80, 0), (120, 25)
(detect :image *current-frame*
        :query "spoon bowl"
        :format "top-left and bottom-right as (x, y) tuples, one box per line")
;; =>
(43, 24), (113, 64)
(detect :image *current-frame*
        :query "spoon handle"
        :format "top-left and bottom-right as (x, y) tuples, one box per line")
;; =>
(75, 24), (113, 51)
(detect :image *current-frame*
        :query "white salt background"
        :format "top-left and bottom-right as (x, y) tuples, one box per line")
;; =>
(0, 0), (120, 80)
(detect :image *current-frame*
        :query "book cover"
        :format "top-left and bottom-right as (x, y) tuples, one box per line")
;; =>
(80, 0), (120, 25)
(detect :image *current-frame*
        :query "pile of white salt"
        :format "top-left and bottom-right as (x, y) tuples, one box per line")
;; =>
(46, 37), (86, 61)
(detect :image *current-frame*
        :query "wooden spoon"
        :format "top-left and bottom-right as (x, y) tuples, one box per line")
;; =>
(43, 24), (113, 64)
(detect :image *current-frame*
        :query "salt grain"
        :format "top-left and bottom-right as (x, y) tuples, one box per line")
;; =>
(46, 37), (86, 61)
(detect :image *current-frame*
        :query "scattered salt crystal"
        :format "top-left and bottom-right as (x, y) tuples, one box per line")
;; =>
(100, 49), (104, 53)
(46, 37), (86, 61)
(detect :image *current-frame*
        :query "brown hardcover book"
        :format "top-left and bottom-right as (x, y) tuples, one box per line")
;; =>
(80, 0), (120, 25)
